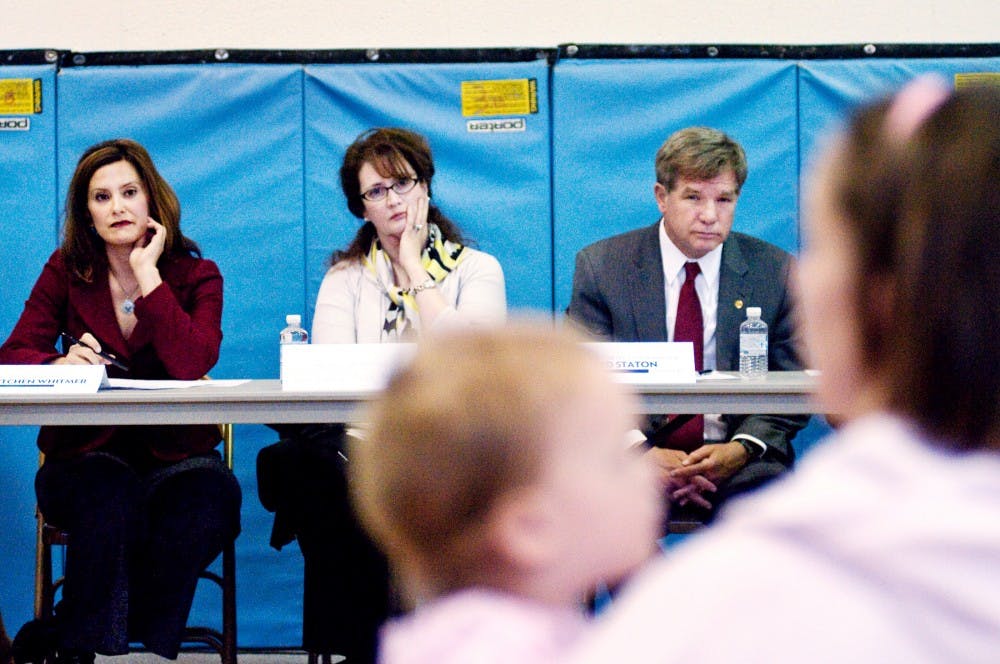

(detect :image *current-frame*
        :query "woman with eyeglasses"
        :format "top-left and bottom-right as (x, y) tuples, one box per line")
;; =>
(257, 127), (505, 663)
(313, 127), (506, 342)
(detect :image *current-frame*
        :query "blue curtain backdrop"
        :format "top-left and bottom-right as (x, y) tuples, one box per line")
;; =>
(0, 62), (58, 650)
(0, 51), (997, 647)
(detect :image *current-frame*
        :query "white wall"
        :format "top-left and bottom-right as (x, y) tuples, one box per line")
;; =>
(2, 0), (997, 51)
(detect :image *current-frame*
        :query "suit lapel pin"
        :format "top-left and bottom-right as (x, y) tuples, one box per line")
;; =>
(734, 299), (744, 309)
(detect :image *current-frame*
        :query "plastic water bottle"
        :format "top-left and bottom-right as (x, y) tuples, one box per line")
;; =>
(280, 314), (308, 384)
(280, 314), (309, 345)
(739, 307), (768, 379)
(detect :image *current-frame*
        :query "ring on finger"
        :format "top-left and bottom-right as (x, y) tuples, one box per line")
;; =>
(414, 224), (424, 231)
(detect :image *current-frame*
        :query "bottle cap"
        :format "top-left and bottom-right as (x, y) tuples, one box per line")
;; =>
(747, 307), (761, 318)
(286, 314), (301, 326)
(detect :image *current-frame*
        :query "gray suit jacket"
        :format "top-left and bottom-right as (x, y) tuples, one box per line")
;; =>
(566, 222), (808, 494)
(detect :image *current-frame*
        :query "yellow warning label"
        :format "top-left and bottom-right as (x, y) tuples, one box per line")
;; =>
(0, 78), (42, 114)
(955, 72), (1000, 90)
(461, 78), (538, 117)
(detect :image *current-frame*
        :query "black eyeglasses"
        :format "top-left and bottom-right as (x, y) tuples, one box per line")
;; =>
(360, 177), (420, 202)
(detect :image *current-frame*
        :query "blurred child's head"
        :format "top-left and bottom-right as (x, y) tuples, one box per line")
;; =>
(800, 80), (999, 448)
(350, 322), (662, 606)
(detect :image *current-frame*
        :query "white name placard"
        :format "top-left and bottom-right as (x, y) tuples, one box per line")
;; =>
(280, 343), (416, 392)
(584, 342), (697, 384)
(0, 365), (109, 394)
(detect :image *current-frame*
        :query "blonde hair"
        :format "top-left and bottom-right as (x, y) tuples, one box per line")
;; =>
(350, 322), (610, 595)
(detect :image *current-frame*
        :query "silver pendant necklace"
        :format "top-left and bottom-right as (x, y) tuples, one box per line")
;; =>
(113, 272), (140, 315)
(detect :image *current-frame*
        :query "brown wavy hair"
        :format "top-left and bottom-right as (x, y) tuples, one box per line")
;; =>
(332, 128), (465, 265)
(833, 85), (1000, 450)
(886, 86), (1000, 449)
(655, 126), (748, 193)
(61, 138), (200, 282)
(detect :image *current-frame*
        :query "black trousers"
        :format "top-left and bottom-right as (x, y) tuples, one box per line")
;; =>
(36, 448), (241, 658)
(258, 425), (392, 664)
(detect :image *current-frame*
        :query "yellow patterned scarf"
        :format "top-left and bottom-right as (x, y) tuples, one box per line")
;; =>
(363, 223), (467, 340)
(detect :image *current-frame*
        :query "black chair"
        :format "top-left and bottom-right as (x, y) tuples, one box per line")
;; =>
(33, 423), (237, 664)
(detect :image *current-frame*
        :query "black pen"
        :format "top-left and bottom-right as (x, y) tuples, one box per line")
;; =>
(60, 332), (129, 372)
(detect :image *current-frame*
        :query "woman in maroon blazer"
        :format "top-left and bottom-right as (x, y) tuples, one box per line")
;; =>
(0, 139), (240, 664)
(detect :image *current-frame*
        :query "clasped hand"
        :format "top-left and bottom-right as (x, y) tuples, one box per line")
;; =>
(647, 442), (749, 510)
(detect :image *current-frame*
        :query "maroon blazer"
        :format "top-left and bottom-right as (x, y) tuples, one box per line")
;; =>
(0, 249), (224, 459)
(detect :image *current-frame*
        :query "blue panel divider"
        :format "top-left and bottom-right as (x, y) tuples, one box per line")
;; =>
(797, 57), (1000, 178)
(0, 63), (59, 639)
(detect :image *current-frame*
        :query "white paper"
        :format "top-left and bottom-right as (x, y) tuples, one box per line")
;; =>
(106, 378), (251, 390)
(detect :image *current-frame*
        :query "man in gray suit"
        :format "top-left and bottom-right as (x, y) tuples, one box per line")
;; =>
(567, 126), (808, 522)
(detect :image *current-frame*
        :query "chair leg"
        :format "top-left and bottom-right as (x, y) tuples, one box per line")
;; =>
(34, 510), (53, 620)
(181, 536), (237, 663)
